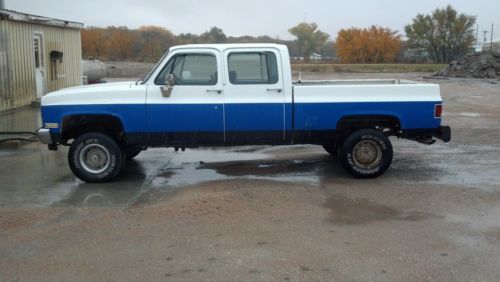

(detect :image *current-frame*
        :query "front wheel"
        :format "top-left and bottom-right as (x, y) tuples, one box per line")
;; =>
(68, 133), (124, 183)
(339, 129), (393, 178)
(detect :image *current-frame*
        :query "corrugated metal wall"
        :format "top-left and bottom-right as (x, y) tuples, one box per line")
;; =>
(0, 20), (82, 112)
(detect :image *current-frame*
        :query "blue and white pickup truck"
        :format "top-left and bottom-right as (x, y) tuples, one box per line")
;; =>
(38, 43), (450, 182)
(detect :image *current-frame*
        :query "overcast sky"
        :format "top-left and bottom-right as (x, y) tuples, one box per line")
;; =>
(5, 0), (500, 41)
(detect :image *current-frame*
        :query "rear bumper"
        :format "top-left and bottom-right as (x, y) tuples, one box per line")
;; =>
(402, 126), (451, 143)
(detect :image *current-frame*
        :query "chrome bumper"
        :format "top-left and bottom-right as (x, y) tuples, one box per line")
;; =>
(37, 128), (53, 144)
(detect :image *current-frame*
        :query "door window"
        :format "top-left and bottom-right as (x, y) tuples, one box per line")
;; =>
(34, 37), (44, 68)
(227, 52), (279, 85)
(155, 53), (217, 85)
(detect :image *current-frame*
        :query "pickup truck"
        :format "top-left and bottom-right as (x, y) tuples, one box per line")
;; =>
(38, 43), (450, 182)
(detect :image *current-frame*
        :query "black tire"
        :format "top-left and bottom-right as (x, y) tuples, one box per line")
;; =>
(125, 146), (143, 160)
(68, 132), (124, 183)
(339, 129), (393, 178)
(126, 149), (142, 160)
(323, 144), (337, 156)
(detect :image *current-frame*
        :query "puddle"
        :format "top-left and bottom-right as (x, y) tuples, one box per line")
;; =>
(393, 143), (500, 190)
(457, 112), (481, 117)
(324, 195), (435, 225)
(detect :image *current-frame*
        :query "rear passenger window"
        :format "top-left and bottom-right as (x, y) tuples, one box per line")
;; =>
(228, 52), (279, 85)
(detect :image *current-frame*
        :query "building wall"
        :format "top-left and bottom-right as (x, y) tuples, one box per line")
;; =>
(0, 20), (82, 112)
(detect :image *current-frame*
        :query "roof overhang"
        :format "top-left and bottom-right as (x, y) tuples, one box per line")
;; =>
(0, 9), (84, 29)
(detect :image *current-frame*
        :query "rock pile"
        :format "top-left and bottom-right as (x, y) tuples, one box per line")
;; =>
(435, 49), (500, 79)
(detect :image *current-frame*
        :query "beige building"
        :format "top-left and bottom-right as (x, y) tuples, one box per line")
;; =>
(0, 9), (83, 112)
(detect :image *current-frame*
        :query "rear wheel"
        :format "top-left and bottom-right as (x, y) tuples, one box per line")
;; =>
(68, 132), (124, 183)
(339, 129), (393, 178)
(322, 144), (337, 156)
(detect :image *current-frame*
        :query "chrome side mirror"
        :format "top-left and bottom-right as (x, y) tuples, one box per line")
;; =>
(161, 74), (175, 98)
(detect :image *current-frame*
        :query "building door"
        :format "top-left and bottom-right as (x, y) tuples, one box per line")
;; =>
(33, 33), (46, 98)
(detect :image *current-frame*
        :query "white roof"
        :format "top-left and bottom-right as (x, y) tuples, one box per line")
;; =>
(0, 9), (83, 29)
(170, 43), (288, 52)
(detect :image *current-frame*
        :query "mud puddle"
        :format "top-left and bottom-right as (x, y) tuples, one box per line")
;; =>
(324, 195), (437, 225)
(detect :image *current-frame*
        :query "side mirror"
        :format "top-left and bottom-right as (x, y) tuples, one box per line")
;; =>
(161, 74), (175, 98)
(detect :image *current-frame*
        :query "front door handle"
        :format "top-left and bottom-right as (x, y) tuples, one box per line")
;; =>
(267, 88), (282, 93)
(206, 89), (223, 94)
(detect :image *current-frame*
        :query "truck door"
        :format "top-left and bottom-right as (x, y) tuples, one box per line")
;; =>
(146, 49), (224, 145)
(223, 48), (285, 144)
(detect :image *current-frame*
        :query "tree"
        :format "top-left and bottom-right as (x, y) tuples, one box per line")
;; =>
(200, 27), (227, 43)
(404, 5), (476, 63)
(105, 26), (135, 61)
(139, 26), (178, 62)
(81, 27), (107, 59)
(288, 22), (329, 61)
(335, 25), (401, 63)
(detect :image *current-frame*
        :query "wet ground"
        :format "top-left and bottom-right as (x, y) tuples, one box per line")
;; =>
(1, 73), (500, 281)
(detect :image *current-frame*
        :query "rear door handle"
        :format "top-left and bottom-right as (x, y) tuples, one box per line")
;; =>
(206, 89), (223, 94)
(267, 88), (282, 93)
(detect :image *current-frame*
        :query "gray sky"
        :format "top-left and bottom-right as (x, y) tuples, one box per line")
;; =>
(5, 0), (500, 41)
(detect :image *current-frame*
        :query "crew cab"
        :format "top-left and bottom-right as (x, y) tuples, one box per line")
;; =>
(38, 44), (450, 182)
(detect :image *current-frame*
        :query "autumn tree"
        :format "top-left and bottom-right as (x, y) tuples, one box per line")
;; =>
(139, 26), (178, 62)
(335, 26), (401, 63)
(81, 27), (107, 59)
(105, 26), (135, 60)
(405, 5), (476, 63)
(289, 22), (329, 61)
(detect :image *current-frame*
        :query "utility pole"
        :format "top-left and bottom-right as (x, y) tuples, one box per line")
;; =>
(491, 24), (494, 51)
(0, 0), (5, 9)
(482, 30), (489, 45)
(475, 24), (479, 45)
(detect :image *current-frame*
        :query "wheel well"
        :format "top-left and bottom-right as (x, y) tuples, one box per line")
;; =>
(336, 115), (401, 139)
(61, 115), (124, 144)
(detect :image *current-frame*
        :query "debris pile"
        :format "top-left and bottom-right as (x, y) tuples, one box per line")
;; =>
(435, 49), (500, 79)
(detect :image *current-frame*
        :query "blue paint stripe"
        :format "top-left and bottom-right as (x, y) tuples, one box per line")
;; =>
(41, 101), (441, 134)
(294, 101), (441, 130)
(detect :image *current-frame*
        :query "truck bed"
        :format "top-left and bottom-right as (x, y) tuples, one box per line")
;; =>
(293, 79), (420, 86)
(291, 79), (442, 131)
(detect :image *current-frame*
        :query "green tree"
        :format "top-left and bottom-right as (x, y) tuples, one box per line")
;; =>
(200, 27), (227, 43)
(404, 5), (476, 63)
(288, 22), (329, 61)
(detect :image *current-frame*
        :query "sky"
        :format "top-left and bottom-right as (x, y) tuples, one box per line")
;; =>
(5, 0), (500, 42)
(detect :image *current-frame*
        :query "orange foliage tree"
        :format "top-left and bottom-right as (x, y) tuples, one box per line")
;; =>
(81, 26), (178, 62)
(139, 26), (178, 62)
(335, 26), (402, 63)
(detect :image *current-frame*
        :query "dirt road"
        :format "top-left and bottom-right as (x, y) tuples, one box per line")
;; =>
(1, 73), (499, 281)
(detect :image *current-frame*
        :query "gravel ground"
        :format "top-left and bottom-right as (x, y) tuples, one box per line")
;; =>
(0, 73), (499, 281)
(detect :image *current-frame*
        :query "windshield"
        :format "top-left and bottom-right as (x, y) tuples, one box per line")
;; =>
(137, 50), (170, 84)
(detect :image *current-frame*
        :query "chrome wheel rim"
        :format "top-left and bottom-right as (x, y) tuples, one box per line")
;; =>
(79, 144), (111, 174)
(352, 140), (382, 169)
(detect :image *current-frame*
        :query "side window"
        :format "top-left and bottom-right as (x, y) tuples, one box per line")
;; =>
(155, 53), (217, 85)
(227, 52), (279, 85)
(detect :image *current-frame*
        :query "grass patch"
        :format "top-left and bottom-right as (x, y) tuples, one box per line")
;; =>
(291, 63), (446, 73)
